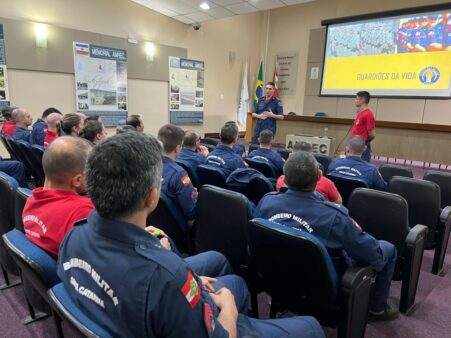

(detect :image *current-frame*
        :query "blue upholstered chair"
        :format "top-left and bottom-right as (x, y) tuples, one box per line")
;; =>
(48, 283), (113, 338)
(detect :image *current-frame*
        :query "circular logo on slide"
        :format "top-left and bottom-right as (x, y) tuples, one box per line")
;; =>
(419, 66), (440, 85)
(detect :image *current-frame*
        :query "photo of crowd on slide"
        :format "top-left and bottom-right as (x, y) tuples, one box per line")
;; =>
(327, 20), (396, 57)
(397, 13), (451, 53)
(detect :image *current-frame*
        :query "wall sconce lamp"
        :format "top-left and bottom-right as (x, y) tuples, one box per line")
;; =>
(35, 23), (48, 48)
(145, 42), (155, 62)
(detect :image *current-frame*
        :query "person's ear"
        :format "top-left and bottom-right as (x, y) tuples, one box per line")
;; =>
(143, 187), (160, 213)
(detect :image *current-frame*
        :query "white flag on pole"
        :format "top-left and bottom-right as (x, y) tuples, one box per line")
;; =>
(237, 63), (249, 129)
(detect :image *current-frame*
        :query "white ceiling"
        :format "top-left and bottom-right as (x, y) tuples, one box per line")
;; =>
(132, 0), (315, 25)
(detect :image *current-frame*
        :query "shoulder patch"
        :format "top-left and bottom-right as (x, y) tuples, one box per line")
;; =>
(181, 271), (200, 308)
(181, 174), (191, 186)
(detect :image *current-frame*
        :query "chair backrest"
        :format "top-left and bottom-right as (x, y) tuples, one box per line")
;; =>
(201, 137), (220, 147)
(0, 172), (20, 276)
(31, 144), (45, 164)
(314, 154), (333, 173)
(348, 188), (410, 258)
(7, 138), (28, 165)
(248, 144), (259, 154)
(48, 283), (113, 338)
(146, 192), (189, 253)
(245, 176), (275, 205)
(326, 173), (368, 206)
(14, 187), (32, 233)
(2, 229), (60, 299)
(388, 176), (441, 249)
(245, 158), (277, 178)
(424, 170), (451, 209)
(0, 134), (16, 160)
(16, 140), (43, 184)
(379, 164), (413, 183)
(175, 159), (200, 188)
(248, 218), (339, 322)
(194, 185), (252, 273)
(277, 149), (291, 160)
(197, 164), (227, 188)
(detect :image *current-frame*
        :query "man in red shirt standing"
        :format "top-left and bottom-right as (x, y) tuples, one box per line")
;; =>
(352, 91), (375, 162)
(23, 136), (94, 259)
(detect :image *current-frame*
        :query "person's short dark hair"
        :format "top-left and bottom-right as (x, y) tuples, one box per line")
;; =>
(116, 124), (136, 134)
(183, 130), (200, 148)
(225, 121), (238, 126)
(356, 91), (370, 104)
(79, 120), (104, 143)
(86, 132), (163, 219)
(284, 151), (319, 192)
(265, 81), (275, 88)
(220, 123), (238, 145)
(293, 141), (312, 153)
(85, 115), (100, 122)
(42, 107), (62, 119)
(1, 106), (17, 120)
(57, 113), (82, 136)
(126, 115), (141, 129)
(259, 129), (274, 145)
(43, 136), (92, 183)
(348, 135), (366, 154)
(157, 124), (185, 153)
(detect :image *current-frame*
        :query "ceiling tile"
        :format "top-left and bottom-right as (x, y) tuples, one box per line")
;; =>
(226, 2), (258, 14)
(180, 0), (219, 9)
(210, 0), (243, 5)
(207, 7), (235, 19)
(281, 0), (315, 5)
(159, 0), (198, 15)
(185, 11), (215, 22)
(249, 0), (285, 10)
(173, 15), (196, 24)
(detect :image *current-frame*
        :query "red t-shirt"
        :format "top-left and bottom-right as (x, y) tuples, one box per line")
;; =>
(1, 120), (16, 137)
(276, 175), (340, 202)
(351, 108), (375, 141)
(44, 130), (57, 148)
(23, 188), (94, 259)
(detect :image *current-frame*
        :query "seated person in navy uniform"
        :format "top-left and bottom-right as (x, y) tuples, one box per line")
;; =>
(223, 121), (246, 157)
(11, 108), (33, 142)
(57, 132), (326, 338)
(251, 81), (284, 145)
(327, 135), (387, 190)
(158, 124), (198, 221)
(207, 123), (247, 177)
(255, 151), (398, 321)
(248, 129), (285, 176)
(177, 130), (208, 168)
(30, 107), (62, 145)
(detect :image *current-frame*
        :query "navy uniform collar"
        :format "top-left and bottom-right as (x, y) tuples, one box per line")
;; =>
(163, 156), (175, 164)
(181, 148), (196, 154)
(89, 211), (158, 246)
(346, 155), (364, 163)
(285, 189), (320, 200)
(217, 144), (234, 152)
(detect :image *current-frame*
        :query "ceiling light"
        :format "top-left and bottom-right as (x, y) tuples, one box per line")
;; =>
(200, 2), (210, 10)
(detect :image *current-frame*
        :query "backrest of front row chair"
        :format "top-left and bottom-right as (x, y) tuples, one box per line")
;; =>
(248, 218), (339, 319)
(388, 176), (441, 249)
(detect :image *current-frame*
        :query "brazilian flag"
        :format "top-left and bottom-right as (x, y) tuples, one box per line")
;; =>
(254, 61), (263, 105)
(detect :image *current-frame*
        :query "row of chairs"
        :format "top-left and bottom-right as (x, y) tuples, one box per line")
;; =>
(0, 171), (109, 337)
(0, 134), (45, 186)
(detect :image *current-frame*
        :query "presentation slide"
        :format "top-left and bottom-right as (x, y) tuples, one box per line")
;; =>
(321, 11), (451, 97)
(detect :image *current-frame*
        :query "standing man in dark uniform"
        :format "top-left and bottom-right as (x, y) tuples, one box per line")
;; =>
(352, 91), (375, 162)
(57, 132), (326, 338)
(255, 151), (398, 322)
(252, 82), (284, 145)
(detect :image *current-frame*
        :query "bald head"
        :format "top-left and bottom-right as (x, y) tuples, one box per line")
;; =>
(12, 108), (33, 128)
(43, 136), (92, 184)
(347, 135), (366, 155)
(46, 113), (62, 130)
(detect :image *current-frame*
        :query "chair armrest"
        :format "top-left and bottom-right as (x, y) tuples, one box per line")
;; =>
(341, 265), (375, 293)
(406, 224), (428, 246)
(440, 206), (451, 224)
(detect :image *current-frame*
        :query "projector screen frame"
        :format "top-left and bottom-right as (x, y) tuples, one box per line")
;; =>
(319, 2), (451, 99)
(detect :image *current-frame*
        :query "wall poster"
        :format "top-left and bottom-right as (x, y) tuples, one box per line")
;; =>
(169, 56), (204, 125)
(73, 42), (128, 126)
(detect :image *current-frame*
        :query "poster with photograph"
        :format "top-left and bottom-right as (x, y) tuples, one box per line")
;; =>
(0, 24), (10, 112)
(73, 42), (128, 126)
(169, 57), (204, 125)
